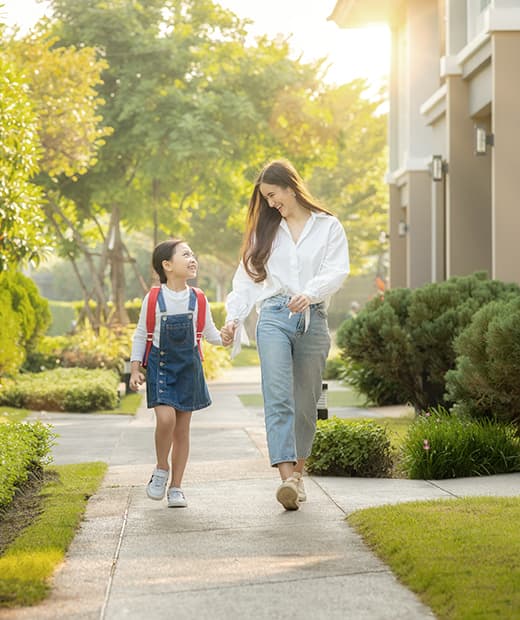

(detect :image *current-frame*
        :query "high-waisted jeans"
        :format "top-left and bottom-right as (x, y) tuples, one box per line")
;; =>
(256, 295), (331, 467)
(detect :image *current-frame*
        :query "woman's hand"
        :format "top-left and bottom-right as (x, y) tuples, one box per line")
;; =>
(287, 294), (311, 314)
(221, 321), (237, 347)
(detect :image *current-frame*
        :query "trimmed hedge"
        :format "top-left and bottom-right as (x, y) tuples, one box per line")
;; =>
(307, 417), (393, 477)
(0, 368), (120, 412)
(0, 421), (55, 511)
(399, 408), (520, 479)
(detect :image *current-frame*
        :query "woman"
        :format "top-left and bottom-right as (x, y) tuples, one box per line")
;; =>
(223, 159), (349, 510)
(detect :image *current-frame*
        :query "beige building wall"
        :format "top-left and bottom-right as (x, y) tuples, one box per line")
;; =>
(445, 76), (492, 277)
(492, 32), (520, 282)
(330, 0), (520, 289)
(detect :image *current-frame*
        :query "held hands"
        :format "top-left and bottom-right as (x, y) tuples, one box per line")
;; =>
(221, 321), (237, 347)
(288, 294), (311, 314)
(129, 370), (145, 392)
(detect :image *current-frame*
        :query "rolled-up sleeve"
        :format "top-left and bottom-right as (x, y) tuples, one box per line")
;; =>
(302, 218), (350, 302)
(225, 261), (263, 323)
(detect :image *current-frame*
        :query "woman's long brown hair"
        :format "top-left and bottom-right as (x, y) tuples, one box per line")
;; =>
(241, 159), (332, 282)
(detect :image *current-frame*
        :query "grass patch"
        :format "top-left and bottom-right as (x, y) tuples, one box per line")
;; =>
(95, 391), (142, 415)
(238, 389), (367, 409)
(348, 496), (520, 619)
(231, 345), (260, 367)
(0, 407), (30, 423)
(0, 461), (107, 608)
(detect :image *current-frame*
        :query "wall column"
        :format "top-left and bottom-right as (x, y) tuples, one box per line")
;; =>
(445, 76), (491, 277)
(492, 32), (520, 284)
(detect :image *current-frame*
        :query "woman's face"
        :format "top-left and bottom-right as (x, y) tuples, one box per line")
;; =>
(259, 182), (297, 218)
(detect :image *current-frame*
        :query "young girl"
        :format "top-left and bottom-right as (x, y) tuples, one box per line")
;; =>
(222, 159), (349, 511)
(129, 239), (223, 508)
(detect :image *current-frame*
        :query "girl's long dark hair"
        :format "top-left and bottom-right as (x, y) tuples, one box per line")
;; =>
(152, 238), (184, 283)
(241, 159), (332, 282)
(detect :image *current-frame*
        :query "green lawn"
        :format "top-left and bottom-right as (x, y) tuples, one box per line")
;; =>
(95, 391), (143, 415)
(0, 392), (142, 419)
(0, 407), (30, 423)
(349, 496), (520, 619)
(231, 345), (260, 367)
(238, 389), (367, 409)
(0, 462), (107, 608)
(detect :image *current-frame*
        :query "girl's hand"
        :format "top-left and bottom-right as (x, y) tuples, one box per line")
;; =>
(129, 370), (145, 391)
(221, 321), (237, 347)
(288, 294), (311, 314)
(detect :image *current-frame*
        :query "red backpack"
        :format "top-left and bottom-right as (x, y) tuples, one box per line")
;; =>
(142, 286), (207, 367)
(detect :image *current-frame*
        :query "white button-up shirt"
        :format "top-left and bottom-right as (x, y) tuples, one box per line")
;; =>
(226, 212), (350, 322)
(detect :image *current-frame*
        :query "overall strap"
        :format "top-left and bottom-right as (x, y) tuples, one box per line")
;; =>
(191, 286), (206, 361)
(142, 286), (161, 368)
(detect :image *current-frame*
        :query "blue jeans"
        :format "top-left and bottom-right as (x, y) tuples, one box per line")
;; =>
(256, 295), (331, 466)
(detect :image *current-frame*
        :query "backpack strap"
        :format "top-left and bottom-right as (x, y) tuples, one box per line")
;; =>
(191, 286), (206, 361)
(142, 286), (161, 368)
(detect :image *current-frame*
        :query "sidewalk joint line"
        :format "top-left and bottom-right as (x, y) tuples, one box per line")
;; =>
(425, 480), (461, 498)
(99, 490), (132, 620)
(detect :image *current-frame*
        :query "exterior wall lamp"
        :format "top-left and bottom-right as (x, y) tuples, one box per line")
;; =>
(475, 126), (494, 156)
(431, 154), (447, 182)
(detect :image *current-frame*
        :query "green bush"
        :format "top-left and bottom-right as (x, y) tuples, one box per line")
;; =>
(323, 355), (345, 380)
(47, 301), (76, 336)
(209, 302), (226, 330)
(446, 297), (520, 426)
(0, 368), (120, 412)
(201, 343), (231, 380)
(24, 324), (133, 374)
(400, 407), (520, 479)
(0, 421), (56, 511)
(0, 271), (51, 376)
(125, 298), (142, 324)
(338, 273), (520, 411)
(307, 417), (393, 477)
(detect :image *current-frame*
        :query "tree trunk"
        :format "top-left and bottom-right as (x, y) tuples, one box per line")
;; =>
(108, 206), (129, 326)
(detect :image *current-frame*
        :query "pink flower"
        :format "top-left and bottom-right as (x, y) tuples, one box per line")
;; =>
(423, 439), (430, 451)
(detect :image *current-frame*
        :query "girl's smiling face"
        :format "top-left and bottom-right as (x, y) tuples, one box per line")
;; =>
(259, 182), (298, 218)
(164, 242), (198, 280)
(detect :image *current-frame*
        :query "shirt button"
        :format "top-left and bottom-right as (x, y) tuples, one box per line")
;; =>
(160, 351), (165, 356)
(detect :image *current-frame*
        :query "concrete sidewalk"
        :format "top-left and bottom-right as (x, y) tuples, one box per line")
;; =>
(3, 366), (520, 620)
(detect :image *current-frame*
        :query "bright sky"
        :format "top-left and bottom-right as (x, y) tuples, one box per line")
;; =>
(1, 0), (390, 86)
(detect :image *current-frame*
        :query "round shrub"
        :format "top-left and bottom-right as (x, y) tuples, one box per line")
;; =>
(400, 407), (520, 479)
(338, 272), (520, 411)
(307, 417), (393, 477)
(446, 297), (520, 426)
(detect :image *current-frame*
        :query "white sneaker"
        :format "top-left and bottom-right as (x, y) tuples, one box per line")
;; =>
(146, 468), (169, 500)
(167, 487), (188, 508)
(292, 472), (307, 502)
(276, 477), (299, 511)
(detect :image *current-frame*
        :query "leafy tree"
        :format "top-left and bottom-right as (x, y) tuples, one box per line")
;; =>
(0, 24), (45, 270)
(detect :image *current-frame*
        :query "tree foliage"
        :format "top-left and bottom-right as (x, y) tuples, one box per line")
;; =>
(22, 0), (389, 317)
(0, 25), (45, 270)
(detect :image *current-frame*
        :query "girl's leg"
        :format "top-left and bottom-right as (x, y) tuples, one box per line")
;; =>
(154, 405), (176, 471)
(170, 409), (192, 488)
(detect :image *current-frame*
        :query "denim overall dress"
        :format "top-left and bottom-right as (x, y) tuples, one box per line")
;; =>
(146, 288), (211, 412)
